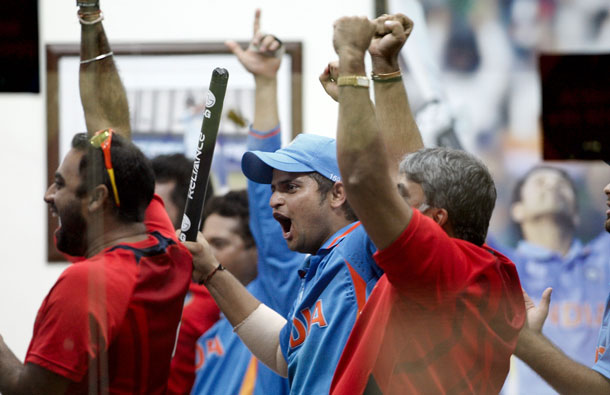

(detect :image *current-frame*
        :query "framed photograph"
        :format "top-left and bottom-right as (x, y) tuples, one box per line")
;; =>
(46, 42), (303, 261)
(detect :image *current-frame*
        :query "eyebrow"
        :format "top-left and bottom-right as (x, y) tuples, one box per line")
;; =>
(273, 175), (302, 186)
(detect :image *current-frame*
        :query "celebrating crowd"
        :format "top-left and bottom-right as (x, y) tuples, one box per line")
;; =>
(0, 1), (608, 394)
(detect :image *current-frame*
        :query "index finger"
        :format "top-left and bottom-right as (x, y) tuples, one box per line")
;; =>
(253, 8), (261, 36)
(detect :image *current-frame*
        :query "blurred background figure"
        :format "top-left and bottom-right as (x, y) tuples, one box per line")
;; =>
(498, 165), (610, 394)
(152, 153), (214, 230)
(151, 153), (221, 394)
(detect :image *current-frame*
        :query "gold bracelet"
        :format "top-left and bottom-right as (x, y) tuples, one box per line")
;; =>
(337, 75), (370, 88)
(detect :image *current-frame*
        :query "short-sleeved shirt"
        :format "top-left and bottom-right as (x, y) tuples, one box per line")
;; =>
(331, 209), (525, 394)
(166, 281), (220, 394)
(279, 221), (380, 395)
(25, 195), (192, 394)
(191, 125), (304, 395)
(500, 235), (610, 394)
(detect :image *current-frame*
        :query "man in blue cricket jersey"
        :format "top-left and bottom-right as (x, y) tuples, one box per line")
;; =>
(182, 13), (416, 395)
(514, 179), (610, 393)
(189, 10), (305, 395)
(502, 165), (610, 394)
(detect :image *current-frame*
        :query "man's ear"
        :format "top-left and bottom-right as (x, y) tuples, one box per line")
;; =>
(329, 181), (348, 210)
(88, 184), (109, 213)
(430, 207), (449, 227)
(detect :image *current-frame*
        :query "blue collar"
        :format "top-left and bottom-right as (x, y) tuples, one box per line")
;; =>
(297, 221), (361, 278)
(516, 239), (589, 263)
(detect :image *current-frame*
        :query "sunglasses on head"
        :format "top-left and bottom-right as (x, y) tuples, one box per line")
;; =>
(89, 129), (120, 207)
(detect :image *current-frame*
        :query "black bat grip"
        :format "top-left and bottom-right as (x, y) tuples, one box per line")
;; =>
(180, 68), (229, 242)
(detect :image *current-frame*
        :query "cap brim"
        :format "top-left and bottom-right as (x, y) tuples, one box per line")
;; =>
(241, 151), (315, 184)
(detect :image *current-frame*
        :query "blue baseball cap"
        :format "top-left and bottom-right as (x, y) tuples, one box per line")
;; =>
(241, 134), (341, 184)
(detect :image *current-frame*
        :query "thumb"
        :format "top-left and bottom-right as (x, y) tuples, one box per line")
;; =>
(385, 20), (405, 38)
(539, 287), (552, 313)
(225, 40), (245, 58)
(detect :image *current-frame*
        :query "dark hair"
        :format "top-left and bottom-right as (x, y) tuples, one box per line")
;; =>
(203, 190), (254, 248)
(308, 172), (358, 222)
(511, 165), (578, 208)
(151, 153), (214, 217)
(400, 147), (496, 246)
(72, 132), (155, 223)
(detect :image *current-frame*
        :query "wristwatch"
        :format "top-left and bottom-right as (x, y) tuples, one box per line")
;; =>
(337, 75), (370, 88)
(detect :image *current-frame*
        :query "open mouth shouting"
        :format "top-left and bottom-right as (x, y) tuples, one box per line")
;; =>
(273, 212), (293, 240)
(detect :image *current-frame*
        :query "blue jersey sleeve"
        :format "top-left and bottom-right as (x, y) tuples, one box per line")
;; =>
(247, 125), (305, 317)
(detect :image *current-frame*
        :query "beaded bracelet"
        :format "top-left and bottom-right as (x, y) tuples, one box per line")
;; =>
(198, 263), (226, 285)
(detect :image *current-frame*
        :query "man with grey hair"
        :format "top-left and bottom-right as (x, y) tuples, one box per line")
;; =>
(330, 15), (525, 394)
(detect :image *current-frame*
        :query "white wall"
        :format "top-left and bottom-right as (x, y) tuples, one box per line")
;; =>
(0, 0), (371, 360)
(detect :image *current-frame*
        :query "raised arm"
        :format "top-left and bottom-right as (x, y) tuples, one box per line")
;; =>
(369, 14), (422, 181)
(228, 9), (303, 316)
(515, 288), (610, 394)
(181, 11), (291, 377)
(226, 9), (281, 132)
(78, 0), (131, 138)
(334, 16), (412, 250)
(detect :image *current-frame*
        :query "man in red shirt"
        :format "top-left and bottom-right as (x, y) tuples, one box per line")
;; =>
(0, 1), (191, 393)
(330, 14), (525, 394)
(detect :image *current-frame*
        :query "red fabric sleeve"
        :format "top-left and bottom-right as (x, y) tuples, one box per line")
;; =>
(373, 209), (472, 307)
(25, 257), (137, 381)
(145, 194), (177, 238)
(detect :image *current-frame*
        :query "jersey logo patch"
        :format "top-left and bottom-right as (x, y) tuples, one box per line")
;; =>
(289, 300), (328, 348)
(195, 343), (205, 370)
(596, 346), (606, 363)
(547, 301), (605, 328)
(206, 336), (225, 357)
(195, 336), (225, 370)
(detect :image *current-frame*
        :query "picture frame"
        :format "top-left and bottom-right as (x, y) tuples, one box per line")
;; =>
(46, 42), (303, 261)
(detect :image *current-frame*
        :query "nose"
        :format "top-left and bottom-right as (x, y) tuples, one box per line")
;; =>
(604, 183), (610, 197)
(269, 190), (283, 209)
(44, 184), (56, 204)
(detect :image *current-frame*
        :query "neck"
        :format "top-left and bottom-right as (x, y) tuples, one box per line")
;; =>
(520, 215), (575, 256)
(85, 219), (148, 258)
(321, 218), (354, 247)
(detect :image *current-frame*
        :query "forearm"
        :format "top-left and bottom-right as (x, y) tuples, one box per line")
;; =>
(337, 48), (385, 182)
(337, 49), (411, 249)
(252, 76), (279, 132)
(234, 304), (287, 376)
(0, 336), (23, 394)
(204, 267), (261, 327)
(205, 268), (288, 375)
(79, 8), (130, 138)
(516, 329), (610, 394)
(372, 71), (422, 180)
